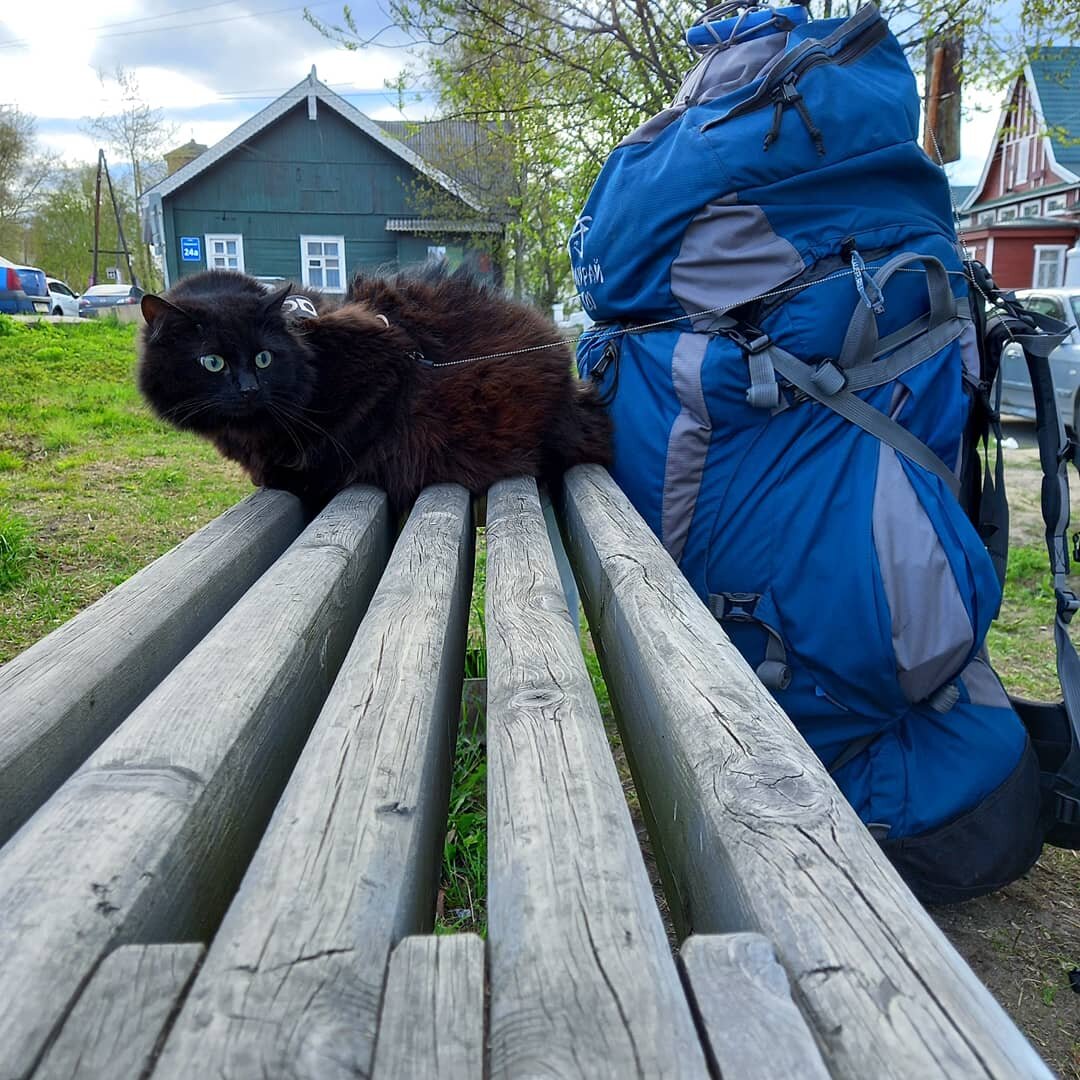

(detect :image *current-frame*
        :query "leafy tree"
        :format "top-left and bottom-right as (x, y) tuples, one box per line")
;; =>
(310, 0), (1080, 306)
(28, 165), (134, 292)
(0, 107), (57, 261)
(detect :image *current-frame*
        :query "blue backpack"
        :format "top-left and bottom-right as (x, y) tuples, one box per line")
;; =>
(569, 1), (1079, 901)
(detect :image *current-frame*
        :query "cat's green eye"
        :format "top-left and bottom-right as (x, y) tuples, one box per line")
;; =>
(254, 350), (273, 369)
(199, 354), (226, 373)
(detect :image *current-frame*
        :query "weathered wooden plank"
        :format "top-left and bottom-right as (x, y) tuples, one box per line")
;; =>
(149, 484), (473, 1080)
(0, 486), (390, 1080)
(680, 933), (829, 1080)
(0, 488), (305, 845)
(485, 476), (709, 1080)
(558, 464), (1052, 1080)
(371, 934), (485, 1080)
(33, 944), (203, 1080)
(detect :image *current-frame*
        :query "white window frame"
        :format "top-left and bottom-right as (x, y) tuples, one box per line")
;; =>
(1015, 136), (1031, 184)
(1033, 245), (1068, 289)
(1045, 195), (1067, 214)
(1021, 200), (1042, 218)
(205, 233), (245, 272)
(299, 234), (346, 292)
(976, 210), (996, 225)
(998, 206), (1018, 222)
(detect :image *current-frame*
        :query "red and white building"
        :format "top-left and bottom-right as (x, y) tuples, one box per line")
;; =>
(958, 48), (1080, 290)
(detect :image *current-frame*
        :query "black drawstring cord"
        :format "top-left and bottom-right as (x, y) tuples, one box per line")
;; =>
(762, 76), (826, 156)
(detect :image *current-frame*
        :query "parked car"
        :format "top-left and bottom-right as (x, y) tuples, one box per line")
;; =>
(78, 283), (145, 318)
(46, 277), (80, 318)
(0, 257), (51, 316)
(999, 288), (1080, 431)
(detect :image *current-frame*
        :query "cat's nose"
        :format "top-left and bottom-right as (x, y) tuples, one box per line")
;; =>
(238, 383), (259, 396)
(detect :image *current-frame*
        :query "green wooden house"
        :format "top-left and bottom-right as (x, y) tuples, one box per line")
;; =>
(142, 68), (506, 292)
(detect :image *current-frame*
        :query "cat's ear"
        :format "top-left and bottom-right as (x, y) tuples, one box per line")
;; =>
(260, 283), (294, 315)
(141, 294), (192, 329)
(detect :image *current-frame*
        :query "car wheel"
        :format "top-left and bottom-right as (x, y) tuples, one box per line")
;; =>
(52, 307), (62, 317)
(1073, 397), (1080, 440)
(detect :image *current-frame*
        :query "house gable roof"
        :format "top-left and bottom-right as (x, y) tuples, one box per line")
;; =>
(146, 69), (485, 213)
(1028, 47), (1080, 172)
(961, 49), (1080, 212)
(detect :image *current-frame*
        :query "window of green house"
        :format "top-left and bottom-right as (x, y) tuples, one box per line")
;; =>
(300, 235), (345, 291)
(206, 234), (244, 272)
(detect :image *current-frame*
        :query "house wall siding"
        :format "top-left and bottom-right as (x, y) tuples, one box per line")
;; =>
(162, 102), (485, 284)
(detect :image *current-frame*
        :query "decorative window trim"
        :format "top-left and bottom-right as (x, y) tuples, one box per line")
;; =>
(205, 233), (245, 272)
(1045, 195), (1068, 214)
(1021, 200), (1042, 218)
(976, 211), (996, 225)
(998, 206), (1018, 222)
(1033, 245), (1068, 289)
(299, 234), (346, 292)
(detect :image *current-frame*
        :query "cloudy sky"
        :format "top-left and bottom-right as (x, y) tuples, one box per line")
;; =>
(1, 1), (436, 164)
(2, 1), (999, 185)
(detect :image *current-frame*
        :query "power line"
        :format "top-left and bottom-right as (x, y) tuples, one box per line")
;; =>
(0, 1), (337, 50)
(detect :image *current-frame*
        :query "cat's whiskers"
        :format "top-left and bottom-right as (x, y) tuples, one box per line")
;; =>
(272, 400), (357, 473)
(265, 403), (308, 468)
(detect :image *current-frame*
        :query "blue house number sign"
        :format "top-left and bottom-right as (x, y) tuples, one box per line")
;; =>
(180, 237), (202, 262)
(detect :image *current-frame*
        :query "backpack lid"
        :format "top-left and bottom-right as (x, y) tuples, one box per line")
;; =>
(684, 3), (809, 51)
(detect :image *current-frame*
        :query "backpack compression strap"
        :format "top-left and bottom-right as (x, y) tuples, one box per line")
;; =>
(984, 296), (1080, 833)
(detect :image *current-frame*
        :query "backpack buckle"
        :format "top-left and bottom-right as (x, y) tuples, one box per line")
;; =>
(1055, 791), (1080, 827)
(1056, 588), (1080, 622)
(724, 324), (770, 355)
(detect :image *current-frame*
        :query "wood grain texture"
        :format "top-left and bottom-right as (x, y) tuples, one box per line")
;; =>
(558, 464), (1052, 1080)
(371, 934), (484, 1080)
(0, 486), (390, 1080)
(485, 476), (709, 1080)
(0, 488), (305, 845)
(33, 944), (203, 1080)
(680, 933), (829, 1080)
(149, 485), (473, 1080)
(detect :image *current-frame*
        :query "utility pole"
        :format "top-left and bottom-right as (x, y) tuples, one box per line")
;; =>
(91, 150), (103, 288)
(101, 152), (138, 289)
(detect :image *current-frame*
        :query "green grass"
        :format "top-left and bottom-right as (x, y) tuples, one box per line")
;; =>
(437, 731), (487, 934)
(0, 317), (250, 662)
(987, 543), (1063, 700)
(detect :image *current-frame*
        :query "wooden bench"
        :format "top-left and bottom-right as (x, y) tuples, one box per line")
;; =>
(0, 466), (1054, 1079)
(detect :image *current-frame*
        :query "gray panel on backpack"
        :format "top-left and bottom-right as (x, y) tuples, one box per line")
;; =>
(662, 333), (712, 563)
(872, 444), (974, 703)
(960, 653), (1013, 710)
(671, 195), (805, 326)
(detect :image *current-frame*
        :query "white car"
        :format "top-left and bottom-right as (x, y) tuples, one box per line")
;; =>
(46, 277), (80, 318)
(999, 288), (1080, 431)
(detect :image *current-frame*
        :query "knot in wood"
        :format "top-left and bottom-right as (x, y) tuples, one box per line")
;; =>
(510, 687), (565, 711)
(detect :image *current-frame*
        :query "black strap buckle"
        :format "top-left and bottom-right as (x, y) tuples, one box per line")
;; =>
(1055, 791), (1080, 827)
(1056, 588), (1080, 623)
(723, 593), (760, 621)
(722, 323), (771, 355)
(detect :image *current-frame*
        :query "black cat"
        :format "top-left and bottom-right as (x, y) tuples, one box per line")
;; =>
(136, 268), (612, 510)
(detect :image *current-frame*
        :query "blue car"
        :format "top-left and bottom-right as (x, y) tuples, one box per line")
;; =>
(0, 259), (51, 316)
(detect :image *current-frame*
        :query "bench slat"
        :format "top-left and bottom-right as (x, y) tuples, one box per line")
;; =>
(0, 486), (390, 1078)
(371, 935), (485, 1080)
(148, 485), (473, 1079)
(485, 476), (710, 1079)
(0, 488), (305, 845)
(680, 933), (829, 1080)
(559, 464), (1051, 1080)
(33, 944), (203, 1080)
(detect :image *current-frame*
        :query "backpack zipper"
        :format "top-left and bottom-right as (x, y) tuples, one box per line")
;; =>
(700, 8), (888, 136)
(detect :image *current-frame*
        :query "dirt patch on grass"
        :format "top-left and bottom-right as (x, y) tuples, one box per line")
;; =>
(1003, 443), (1080, 551)
(931, 849), (1080, 1078)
